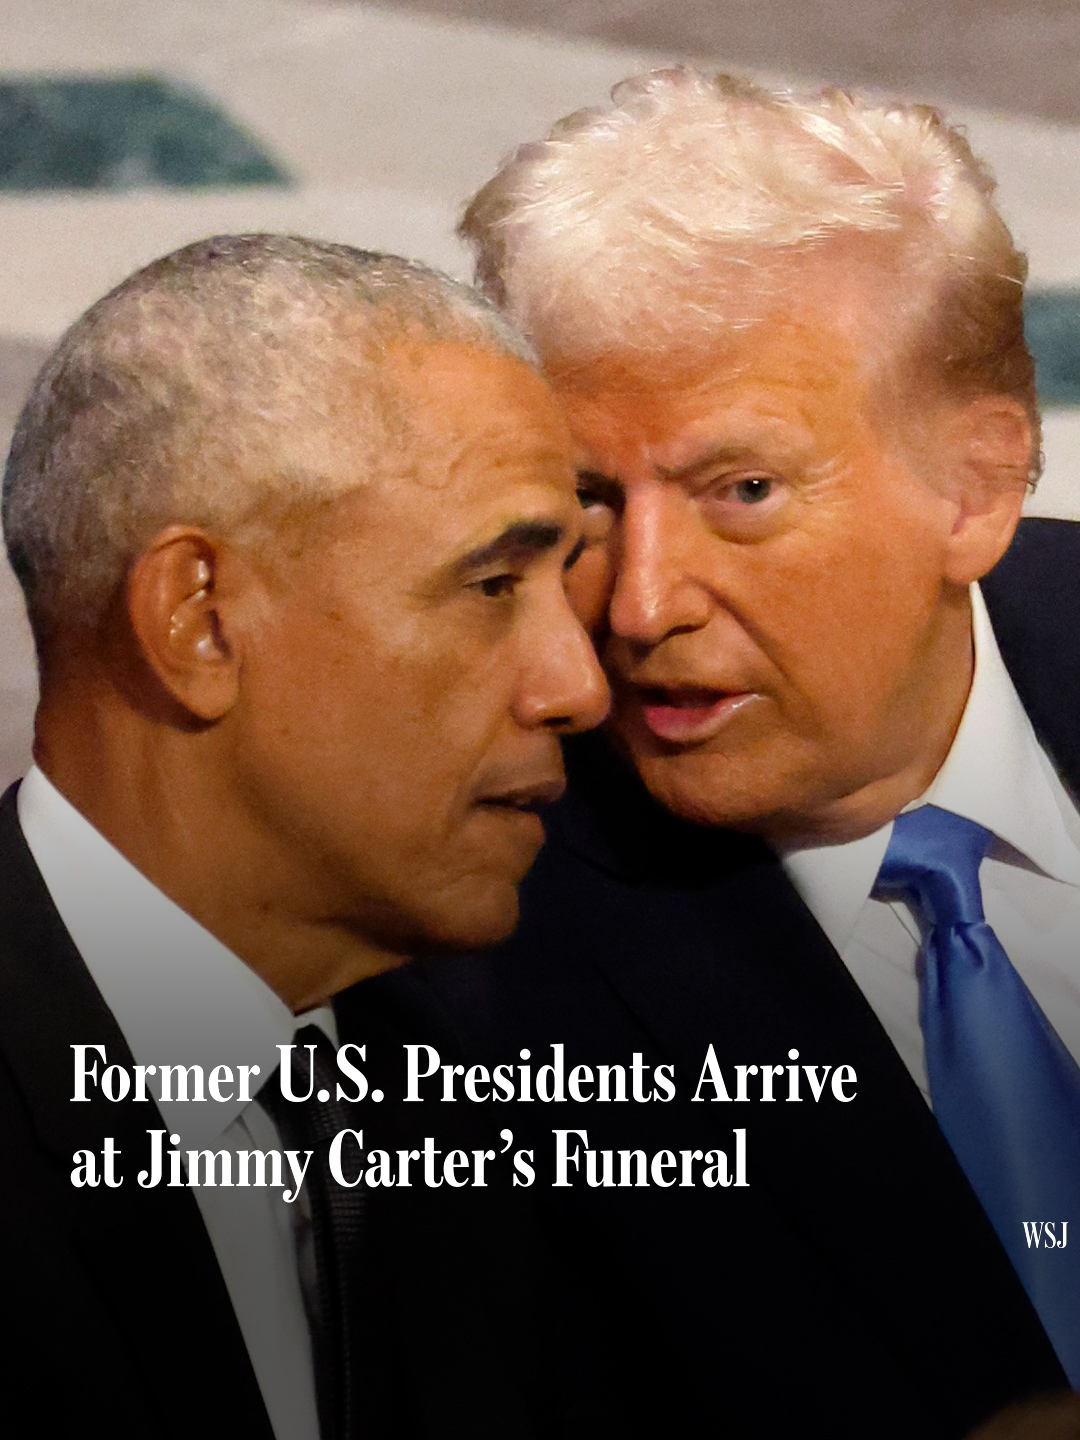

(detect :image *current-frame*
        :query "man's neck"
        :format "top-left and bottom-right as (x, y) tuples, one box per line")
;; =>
(33, 702), (407, 1012)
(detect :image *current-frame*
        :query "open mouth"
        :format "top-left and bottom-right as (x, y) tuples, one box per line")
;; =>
(635, 685), (756, 744)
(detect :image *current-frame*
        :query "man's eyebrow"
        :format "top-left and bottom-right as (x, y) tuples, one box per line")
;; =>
(455, 520), (565, 574)
(576, 468), (622, 494)
(655, 446), (755, 482)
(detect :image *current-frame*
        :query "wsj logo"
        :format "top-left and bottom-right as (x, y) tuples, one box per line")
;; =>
(1023, 1221), (1069, 1249)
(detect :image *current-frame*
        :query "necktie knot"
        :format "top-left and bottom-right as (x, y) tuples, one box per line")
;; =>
(874, 805), (991, 930)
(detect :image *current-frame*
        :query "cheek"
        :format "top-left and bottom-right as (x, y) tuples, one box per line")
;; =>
(763, 543), (945, 736)
(238, 607), (427, 789)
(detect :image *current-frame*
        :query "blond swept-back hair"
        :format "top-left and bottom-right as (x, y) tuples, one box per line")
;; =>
(462, 68), (1038, 473)
(4, 234), (534, 658)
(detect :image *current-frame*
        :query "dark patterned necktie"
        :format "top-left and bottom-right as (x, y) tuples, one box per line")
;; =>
(261, 1024), (365, 1440)
(875, 805), (1080, 1385)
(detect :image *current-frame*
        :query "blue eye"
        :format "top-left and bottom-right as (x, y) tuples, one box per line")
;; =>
(733, 477), (773, 504)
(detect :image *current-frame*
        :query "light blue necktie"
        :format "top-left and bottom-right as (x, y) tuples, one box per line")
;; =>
(876, 805), (1080, 1385)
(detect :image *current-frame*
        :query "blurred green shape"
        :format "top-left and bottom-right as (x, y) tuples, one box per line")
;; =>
(0, 74), (290, 190)
(1026, 290), (1080, 409)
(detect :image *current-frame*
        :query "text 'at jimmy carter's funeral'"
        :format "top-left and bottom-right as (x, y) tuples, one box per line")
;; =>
(67, 1040), (859, 1195)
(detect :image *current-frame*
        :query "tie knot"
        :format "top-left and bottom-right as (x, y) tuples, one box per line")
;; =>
(874, 805), (992, 930)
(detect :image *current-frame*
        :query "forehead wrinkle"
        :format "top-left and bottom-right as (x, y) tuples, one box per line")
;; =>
(411, 404), (571, 494)
(567, 338), (842, 462)
(656, 443), (769, 482)
(681, 339), (871, 473)
(388, 335), (568, 487)
(631, 402), (821, 482)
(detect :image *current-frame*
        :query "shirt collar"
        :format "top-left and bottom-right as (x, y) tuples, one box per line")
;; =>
(783, 585), (1080, 952)
(783, 826), (891, 955)
(17, 765), (335, 1150)
(920, 585), (1080, 883)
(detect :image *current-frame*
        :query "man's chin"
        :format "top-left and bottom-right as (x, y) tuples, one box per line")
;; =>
(631, 748), (880, 848)
(631, 748), (788, 834)
(412, 884), (523, 957)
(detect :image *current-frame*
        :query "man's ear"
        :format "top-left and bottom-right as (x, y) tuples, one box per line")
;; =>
(942, 396), (1032, 585)
(126, 526), (242, 721)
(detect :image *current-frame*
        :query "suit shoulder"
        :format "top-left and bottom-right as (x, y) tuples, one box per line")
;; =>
(984, 515), (1080, 615)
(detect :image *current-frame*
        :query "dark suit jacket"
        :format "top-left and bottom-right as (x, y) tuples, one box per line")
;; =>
(0, 785), (277, 1437)
(369, 518), (1077, 1437)
(0, 786), (592, 1437)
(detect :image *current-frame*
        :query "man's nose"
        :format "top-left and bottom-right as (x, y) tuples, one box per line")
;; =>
(514, 601), (611, 734)
(608, 487), (711, 647)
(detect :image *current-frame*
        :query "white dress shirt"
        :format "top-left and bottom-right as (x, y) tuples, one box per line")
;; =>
(18, 765), (327, 1440)
(784, 586), (1080, 1098)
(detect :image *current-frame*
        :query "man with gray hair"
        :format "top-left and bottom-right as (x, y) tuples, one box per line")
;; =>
(0, 233), (608, 1437)
(380, 71), (1080, 1434)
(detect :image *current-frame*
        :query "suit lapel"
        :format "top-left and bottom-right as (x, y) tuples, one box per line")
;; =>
(0, 787), (275, 1440)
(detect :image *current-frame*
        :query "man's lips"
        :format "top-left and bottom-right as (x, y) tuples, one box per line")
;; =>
(475, 775), (566, 827)
(631, 685), (758, 744)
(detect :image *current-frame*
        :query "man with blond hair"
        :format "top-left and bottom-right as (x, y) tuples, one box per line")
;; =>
(0, 233), (609, 1437)
(379, 72), (1079, 1434)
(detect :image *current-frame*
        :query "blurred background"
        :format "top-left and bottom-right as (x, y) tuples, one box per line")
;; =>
(2, 0), (1079, 784)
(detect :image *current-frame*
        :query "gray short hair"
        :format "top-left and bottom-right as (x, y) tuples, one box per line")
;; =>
(462, 68), (1038, 475)
(4, 233), (535, 654)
